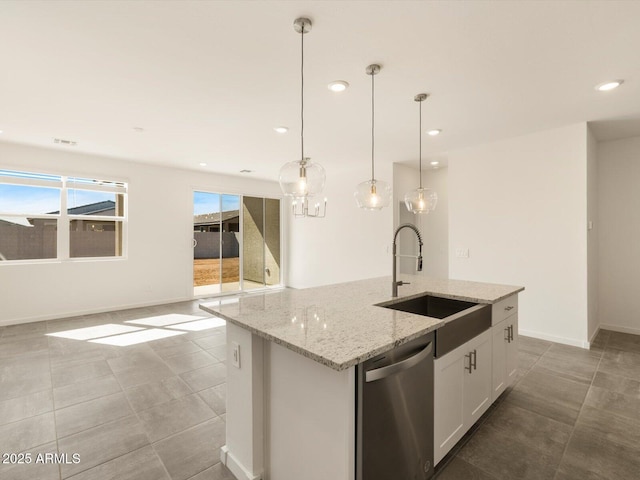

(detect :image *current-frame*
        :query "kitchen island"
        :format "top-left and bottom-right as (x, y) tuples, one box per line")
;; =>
(200, 275), (523, 480)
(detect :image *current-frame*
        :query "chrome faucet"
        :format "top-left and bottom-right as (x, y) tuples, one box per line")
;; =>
(392, 223), (423, 297)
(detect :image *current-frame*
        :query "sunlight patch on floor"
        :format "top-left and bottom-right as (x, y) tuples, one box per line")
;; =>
(89, 328), (187, 346)
(125, 314), (207, 327)
(47, 323), (143, 340)
(167, 317), (226, 331)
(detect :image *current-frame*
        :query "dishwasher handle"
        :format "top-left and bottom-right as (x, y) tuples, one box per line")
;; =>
(365, 342), (433, 383)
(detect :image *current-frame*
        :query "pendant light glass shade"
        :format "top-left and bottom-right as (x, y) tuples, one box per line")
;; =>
(355, 64), (391, 210)
(405, 93), (438, 214)
(279, 17), (326, 217)
(355, 179), (392, 210)
(279, 158), (325, 197)
(404, 187), (437, 214)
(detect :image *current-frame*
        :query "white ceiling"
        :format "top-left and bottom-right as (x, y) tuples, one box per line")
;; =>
(1, 1), (639, 180)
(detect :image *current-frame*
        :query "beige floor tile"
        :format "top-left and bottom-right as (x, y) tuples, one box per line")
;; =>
(55, 392), (133, 438)
(0, 390), (53, 426)
(154, 417), (226, 480)
(138, 394), (215, 442)
(66, 445), (169, 480)
(164, 350), (219, 374)
(53, 374), (122, 409)
(124, 376), (192, 412)
(180, 364), (226, 392)
(0, 413), (56, 454)
(58, 415), (149, 478)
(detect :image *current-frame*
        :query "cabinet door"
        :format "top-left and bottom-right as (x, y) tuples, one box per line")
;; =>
(464, 329), (492, 427)
(434, 351), (465, 466)
(491, 318), (509, 402)
(506, 314), (519, 385)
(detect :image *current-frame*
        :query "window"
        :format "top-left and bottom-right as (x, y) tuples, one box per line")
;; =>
(0, 169), (127, 262)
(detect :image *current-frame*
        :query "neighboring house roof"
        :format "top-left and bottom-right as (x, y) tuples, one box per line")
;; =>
(0, 216), (34, 227)
(194, 209), (239, 226)
(49, 200), (116, 215)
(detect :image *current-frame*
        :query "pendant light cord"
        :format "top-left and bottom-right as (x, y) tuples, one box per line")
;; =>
(419, 98), (423, 189)
(301, 23), (305, 162)
(371, 70), (375, 181)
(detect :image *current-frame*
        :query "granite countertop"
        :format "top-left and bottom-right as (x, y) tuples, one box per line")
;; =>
(199, 275), (524, 372)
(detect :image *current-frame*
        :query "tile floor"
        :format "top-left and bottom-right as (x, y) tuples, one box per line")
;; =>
(434, 329), (640, 480)
(0, 301), (233, 480)
(1, 302), (639, 480)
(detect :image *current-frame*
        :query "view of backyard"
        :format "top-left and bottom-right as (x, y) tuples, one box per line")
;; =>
(193, 257), (240, 286)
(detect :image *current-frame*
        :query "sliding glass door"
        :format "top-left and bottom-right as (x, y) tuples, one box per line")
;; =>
(193, 192), (241, 296)
(193, 191), (280, 296)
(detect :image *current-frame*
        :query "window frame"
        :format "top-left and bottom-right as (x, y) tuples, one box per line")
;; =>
(0, 169), (128, 264)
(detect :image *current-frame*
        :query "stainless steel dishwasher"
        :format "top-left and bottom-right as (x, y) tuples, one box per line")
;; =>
(356, 332), (435, 480)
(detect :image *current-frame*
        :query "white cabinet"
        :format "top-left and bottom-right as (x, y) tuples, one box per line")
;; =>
(492, 294), (518, 325)
(491, 302), (519, 401)
(433, 348), (464, 465)
(463, 329), (492, 427)
(434, 328), (492, 465)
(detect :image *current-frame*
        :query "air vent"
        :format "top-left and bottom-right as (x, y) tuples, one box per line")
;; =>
(54, 138), (78, 146)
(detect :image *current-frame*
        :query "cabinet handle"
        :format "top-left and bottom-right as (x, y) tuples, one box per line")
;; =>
(464, 353), (473, 374)
(471, 349), (477, 371)
(505, 305), (514, 311)
(509, 325), (514, 342)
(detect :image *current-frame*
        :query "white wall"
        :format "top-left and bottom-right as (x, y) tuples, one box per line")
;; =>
(393, 163), (449, 278)
(448, 123), (589, 347)
(586, 125), (599, 341)
(597, 135), (640, 335)
(287, 161), (392, 288)
(0, 141), (282, 325)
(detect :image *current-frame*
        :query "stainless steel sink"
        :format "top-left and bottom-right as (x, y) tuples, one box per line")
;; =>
(378, 294), (477, 319)
(377, 294), (491, 357)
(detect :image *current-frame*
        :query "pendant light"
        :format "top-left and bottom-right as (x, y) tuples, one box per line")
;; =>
(354, 64), (392, 210)
(404, 94), (438, 214)
(279, 17), (327, 218)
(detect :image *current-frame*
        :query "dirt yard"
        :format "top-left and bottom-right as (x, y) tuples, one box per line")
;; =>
(193, 257), (240, 286)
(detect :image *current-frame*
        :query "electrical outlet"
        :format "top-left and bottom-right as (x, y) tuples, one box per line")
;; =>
(455, 248), (470, 258)
(231, 342), (240, 369)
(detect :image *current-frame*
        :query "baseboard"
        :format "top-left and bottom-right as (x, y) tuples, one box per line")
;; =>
(588, 325), (601, 345)
(220, 445), (262, 480)
(599, 324), (640, 336)
(518, 328), (590, 349)
(0, 295), (191, 327)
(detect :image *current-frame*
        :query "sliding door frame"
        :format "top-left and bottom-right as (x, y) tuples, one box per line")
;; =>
(190, 186), (283, 299)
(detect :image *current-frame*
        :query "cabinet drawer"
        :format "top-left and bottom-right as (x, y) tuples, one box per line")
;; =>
(492, 295), (518, 325)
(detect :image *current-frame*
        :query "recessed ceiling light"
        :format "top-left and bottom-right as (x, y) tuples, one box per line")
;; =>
(199, 162), (207, 167)
(427, 129), (442, 136)
(430, 161), (440, 166)
(596, 80), (624, 91)
(0, 130), (3, 134)
(274, 126), (289, 134)
(328, 81), (349, 92)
